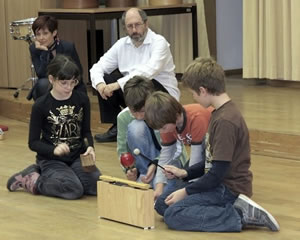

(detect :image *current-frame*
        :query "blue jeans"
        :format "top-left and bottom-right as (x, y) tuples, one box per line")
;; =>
(155, 183), (242, 232)
(36, 158), (101, 200)
(127, 120), (160, 188)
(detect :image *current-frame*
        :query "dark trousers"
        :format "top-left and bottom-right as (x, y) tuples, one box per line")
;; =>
(97, 73), (169, 124)
(36, 158), (101, 200)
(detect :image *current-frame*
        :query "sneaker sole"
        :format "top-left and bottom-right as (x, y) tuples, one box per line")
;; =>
(239, 194), (280, 231)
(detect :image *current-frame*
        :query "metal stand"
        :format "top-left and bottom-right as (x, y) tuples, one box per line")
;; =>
(13, 36), (38, 99)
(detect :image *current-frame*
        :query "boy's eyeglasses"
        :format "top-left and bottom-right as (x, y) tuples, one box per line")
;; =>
(57, 79), (79, 88)
(126, 22), (144, 30)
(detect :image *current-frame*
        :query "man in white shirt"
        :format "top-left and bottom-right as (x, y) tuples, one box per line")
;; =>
(90, 7), (180, 142)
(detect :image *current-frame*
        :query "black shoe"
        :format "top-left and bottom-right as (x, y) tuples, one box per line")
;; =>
(234, 194), (280, 231)
(94, 124), (117, 143)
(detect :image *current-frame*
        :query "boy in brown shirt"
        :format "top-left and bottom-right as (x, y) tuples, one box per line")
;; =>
(146, 57), (280, 232)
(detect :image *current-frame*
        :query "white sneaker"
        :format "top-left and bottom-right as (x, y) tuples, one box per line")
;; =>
(234, 194), (280, 231)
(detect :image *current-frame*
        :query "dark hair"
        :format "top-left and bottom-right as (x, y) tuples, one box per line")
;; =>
(123, 76), (154, 112)
(145, 92), (184, 130)
(32, 15), (58, 35)
(182, 57), (226, 95)
(47, 54), (80, 81)
(121, 8), (148, 26)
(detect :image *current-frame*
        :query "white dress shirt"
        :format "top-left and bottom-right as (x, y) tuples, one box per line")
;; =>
(90, 28), (180, 100)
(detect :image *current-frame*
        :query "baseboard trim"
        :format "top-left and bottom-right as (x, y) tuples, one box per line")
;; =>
(225, 69), (242, 75)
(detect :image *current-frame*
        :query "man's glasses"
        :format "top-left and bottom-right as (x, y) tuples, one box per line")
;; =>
(57, 79), (79, 88)
(126, 22), (144, 30)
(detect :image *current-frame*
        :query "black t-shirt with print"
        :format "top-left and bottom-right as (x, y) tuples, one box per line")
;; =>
(28, 90), (93, 164)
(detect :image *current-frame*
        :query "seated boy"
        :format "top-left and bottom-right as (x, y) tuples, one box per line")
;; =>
(145, 57), (280, 232)
(117, 76), (187, 195)
(144, 91), (212, 198)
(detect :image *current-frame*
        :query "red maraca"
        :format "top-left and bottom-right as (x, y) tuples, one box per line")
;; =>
(120, 152), (135, 170)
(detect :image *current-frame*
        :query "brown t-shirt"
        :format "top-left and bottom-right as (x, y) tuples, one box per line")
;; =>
(204, 101), (253, 197)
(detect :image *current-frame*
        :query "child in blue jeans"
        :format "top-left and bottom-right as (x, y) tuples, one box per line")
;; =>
(117, 76), (187, 198)
(145, 57), (280, 232)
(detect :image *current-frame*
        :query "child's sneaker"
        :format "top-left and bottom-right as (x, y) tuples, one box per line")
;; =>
(234, 194), (280, 231)
(7, 164), (40, 194)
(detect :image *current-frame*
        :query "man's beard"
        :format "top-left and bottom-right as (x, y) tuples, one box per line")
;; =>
(129, 30), (147, 45)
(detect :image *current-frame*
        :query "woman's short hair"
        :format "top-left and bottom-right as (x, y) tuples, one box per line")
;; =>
(32, 15), (58, 35)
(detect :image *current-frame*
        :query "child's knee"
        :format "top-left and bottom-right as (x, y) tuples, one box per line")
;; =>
(128, 120), (148, 139)
(61, 181), (84, 200)
(154, 195), (168, 216)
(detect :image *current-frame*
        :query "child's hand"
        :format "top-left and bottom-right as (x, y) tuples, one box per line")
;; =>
(126, 168), (138, 181)
(154, 183), (164, 201)
(54, 143), (70, 156)
(141, 164), (156, 184)
(83, 146), (95, 162)
(164, 165), (187, 179)
(165, 188), (187, 205)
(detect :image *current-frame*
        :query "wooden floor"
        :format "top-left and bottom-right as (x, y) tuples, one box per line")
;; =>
(0, 76), (300, 239)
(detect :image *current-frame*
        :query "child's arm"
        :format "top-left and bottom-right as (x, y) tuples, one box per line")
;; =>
(28, 104), (56, 156)
(189, 143), (205, 167)
(163, 161), (230, 205)
(185, 160), (230, 195)
(117, 110), (132, 173)
(155, 142), (178, 189)
(81, 94), (94, 148)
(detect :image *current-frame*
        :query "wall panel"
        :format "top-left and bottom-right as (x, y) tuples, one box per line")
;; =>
(0, 0), (8, 87)
(5, 0), (41, 88)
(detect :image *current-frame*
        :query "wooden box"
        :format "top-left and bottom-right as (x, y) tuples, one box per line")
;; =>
(97, 176), (155, 229)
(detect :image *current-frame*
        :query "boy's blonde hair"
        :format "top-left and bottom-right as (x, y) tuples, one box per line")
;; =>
(145, 91), (184, 130)
(182, 57), (226, 95)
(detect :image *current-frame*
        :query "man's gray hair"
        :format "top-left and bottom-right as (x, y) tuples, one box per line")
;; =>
(121, 8), (148, 26)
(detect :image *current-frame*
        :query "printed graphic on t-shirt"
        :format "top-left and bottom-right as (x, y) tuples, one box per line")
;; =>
(47, 105), (83, 150)
(177, 133), (192, 145)
(204, 132), (212, 173)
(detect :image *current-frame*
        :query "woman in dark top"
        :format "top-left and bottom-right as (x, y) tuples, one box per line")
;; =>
(7, 55), (101, 199)
(28, 15), (86, 100)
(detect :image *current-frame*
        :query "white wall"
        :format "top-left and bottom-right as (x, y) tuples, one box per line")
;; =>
(216, 0), (242, 70)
